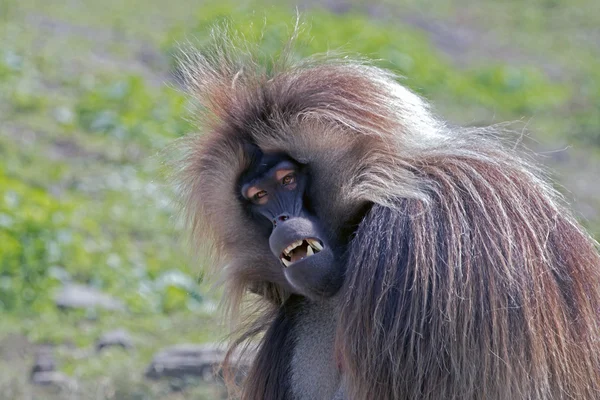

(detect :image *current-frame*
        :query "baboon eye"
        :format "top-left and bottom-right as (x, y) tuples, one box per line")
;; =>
(253, 190), (268, 201)
(245, 186), (268, 204)
(282, 174), (295, 186)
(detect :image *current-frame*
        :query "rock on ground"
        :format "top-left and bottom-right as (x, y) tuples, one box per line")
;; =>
(95, 328), (134, 352)
(145, 343), (255, 383)
(55, 283), (125, 311)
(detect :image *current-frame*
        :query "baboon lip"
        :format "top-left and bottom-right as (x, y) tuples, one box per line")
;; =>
(280, 238), (323, 268)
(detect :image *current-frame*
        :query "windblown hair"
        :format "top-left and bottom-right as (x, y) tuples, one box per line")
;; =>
(174, 28), (600, 399)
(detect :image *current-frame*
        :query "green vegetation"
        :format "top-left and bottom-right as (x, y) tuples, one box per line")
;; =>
(1, 0), (598, 398)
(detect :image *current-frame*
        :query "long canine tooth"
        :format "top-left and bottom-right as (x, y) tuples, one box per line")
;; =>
(281, 258), (292, 267)
(310, 240), (323, 251)
(307, 246), (314, 256)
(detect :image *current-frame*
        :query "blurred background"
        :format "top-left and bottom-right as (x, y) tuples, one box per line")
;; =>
(0, 0), (598, 398)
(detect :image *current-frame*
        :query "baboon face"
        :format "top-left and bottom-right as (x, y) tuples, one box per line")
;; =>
(238, 148), (342, 299)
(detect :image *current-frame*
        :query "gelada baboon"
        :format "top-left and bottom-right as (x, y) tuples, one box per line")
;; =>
(174, 29), (600, 399)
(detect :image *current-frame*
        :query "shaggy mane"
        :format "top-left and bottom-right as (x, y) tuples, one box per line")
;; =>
(173, 27), (600, 399)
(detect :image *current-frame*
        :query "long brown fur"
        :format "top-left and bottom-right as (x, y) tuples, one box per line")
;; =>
(173, 27), (600, 399)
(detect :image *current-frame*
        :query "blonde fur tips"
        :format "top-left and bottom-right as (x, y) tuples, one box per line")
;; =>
(174, 28), (600, 399)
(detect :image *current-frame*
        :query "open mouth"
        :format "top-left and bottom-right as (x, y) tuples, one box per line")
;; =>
(280, 238), (323, 267)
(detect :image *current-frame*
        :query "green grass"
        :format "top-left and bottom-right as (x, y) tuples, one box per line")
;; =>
(1, 0), (599, 398)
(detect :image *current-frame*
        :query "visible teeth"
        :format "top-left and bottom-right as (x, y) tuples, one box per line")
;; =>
(280, 238), (322, 268)
(307, 239), (323, 251)
(283, 240), (303, 256)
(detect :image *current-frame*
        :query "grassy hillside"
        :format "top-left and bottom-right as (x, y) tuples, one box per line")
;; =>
(1, 0), (598, 398)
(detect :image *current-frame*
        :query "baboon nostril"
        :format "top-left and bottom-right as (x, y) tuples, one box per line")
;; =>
(273, 214), (289, 226)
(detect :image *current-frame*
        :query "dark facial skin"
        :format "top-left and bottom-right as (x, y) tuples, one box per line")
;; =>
(240, 153), (342, 299)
